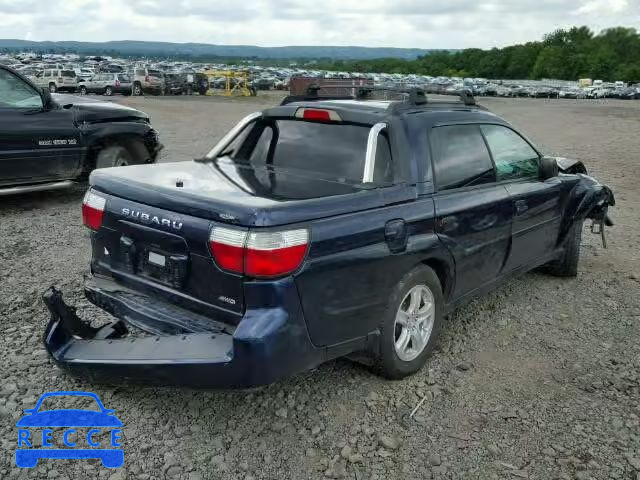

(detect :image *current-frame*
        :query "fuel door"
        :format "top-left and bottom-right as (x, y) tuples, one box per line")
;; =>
(384, 219), (408, 253)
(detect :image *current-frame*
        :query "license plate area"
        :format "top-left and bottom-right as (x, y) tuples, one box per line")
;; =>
(118, 234), (190, 289)
(138, 247), (190, 288)
(148, 251), (166, 267)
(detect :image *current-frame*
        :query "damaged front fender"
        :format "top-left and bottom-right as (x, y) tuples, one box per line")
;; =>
(558, 168), (615, 247)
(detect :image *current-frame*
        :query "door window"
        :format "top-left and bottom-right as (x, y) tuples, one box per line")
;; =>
(480, 125), (540, 181)
(0, 68), (43, 109)
(430, 125), (495, 190)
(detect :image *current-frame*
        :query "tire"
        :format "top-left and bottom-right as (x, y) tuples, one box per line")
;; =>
(95, 144), (134, 169)
(104, 86), (113, 96)
(79, 85), (87, 95)
(49, 83), (57, 93)
(133, 83), (142, 96)
(543, 221), (583, 277)
(373, 265), (444, 380)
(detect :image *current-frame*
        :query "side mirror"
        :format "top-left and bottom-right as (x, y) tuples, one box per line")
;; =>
(539, 156), (559, 180)
(40, 87), (54, 111)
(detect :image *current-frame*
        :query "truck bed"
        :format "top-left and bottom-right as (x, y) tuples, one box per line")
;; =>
(90, 159), (410, 227)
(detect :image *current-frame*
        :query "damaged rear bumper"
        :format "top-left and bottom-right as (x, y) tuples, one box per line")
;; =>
(42, 276), (324, 388)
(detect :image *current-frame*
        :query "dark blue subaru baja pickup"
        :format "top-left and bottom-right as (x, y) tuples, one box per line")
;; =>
(43, 89), (614, 388)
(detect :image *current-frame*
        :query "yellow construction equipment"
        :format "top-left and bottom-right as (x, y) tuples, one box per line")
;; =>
(203, 70), (256, 97)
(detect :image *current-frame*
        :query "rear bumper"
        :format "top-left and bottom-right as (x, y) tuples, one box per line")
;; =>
(42, 276), (324, 388)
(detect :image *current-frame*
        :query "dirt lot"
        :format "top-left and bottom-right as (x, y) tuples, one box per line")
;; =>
(1, 94), (639, 480)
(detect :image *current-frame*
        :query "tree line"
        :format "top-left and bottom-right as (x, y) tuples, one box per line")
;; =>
(312, 27), (640, 82)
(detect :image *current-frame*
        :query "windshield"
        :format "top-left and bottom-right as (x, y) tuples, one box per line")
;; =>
(223, 119), (392, 184)
(36, 395), (101, 412)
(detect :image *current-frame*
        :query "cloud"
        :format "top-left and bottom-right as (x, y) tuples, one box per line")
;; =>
(0, 0), (637, 49)
(576, 0), (629, 15)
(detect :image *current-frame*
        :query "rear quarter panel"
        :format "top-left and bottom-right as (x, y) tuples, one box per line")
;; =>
(294, 194), (452, 347)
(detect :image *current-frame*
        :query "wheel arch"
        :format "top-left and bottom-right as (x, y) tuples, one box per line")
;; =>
(420, 256), (454, 302)
(81, 129), (154, 176)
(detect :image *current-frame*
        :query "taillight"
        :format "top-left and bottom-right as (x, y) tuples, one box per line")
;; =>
(209, 227), (246, 273)
(145, 74), (150, 82)
(208, 227), (309, 278)
(82, 190), (106, 230)
(245, 230), (308, 277)
(115, 79), (121, 87)
(58, 77), (63, 83)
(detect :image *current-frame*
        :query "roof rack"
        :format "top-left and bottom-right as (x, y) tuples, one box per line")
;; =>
(280, 84), (479, 109)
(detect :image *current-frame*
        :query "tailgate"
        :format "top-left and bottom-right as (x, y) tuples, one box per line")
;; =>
(91, 193), (244, 325)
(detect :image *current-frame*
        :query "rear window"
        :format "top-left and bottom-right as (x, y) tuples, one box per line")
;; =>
(225, 119), (392, 184)
(61, 70), (76, 77)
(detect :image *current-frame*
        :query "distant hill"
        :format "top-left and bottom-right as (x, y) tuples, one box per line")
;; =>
(0, 39), (437, 60)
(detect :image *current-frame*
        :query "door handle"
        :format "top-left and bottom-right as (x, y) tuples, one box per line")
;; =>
(515, 200), (528, 214)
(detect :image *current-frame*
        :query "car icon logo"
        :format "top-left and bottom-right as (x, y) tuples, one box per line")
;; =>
(15, 391), (124, 468)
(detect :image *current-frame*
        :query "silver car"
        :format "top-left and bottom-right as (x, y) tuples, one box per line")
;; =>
(78, 73), (132, 96)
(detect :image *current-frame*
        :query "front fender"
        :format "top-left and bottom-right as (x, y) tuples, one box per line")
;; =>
(559, 173), (615, 244)
(81, 121), (162, 169)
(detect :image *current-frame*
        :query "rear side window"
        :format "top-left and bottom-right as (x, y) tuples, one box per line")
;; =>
(430, 125), (495, 190)
(229, 119), (393, 184)
(118, 74), (130, 82)
(480, 125), (539, 181)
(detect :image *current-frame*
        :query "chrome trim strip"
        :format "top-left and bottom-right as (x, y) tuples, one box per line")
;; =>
(363, 122), (387, 183)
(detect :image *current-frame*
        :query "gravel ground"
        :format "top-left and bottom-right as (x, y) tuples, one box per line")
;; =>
(1, 94), (639, 480)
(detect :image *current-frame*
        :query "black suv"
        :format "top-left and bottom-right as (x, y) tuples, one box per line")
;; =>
(0, 65), (162, 195)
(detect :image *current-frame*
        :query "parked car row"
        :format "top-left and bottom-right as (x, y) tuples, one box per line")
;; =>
(3, 53), (639, 100)
(23, 68), (253, 97)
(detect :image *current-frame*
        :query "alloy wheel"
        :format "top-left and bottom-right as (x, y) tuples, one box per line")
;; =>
(393, 285), (435, 362)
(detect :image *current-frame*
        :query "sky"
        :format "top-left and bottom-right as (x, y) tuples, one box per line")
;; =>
(0, 0), (638, 49)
